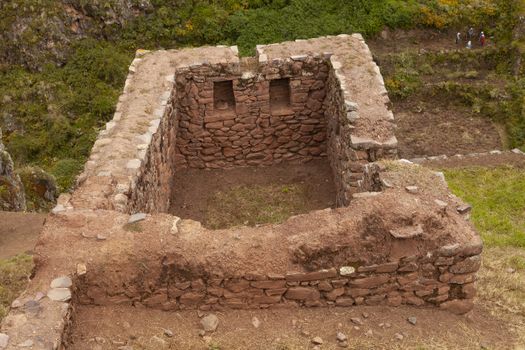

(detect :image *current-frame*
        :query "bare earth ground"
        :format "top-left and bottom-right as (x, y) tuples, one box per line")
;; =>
(68, 296), (519, 350)
(0, 211), (46, 259)
(392, 101), (503, 158)
(169, 159), (336, 228)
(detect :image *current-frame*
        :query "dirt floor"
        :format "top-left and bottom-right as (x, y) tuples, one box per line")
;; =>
(0, 211), (46, 259)
(68, 301), (519, 350)
(169, 159), (336, 228)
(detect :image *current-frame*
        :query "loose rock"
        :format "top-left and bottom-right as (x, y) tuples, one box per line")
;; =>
(163, 329), (173, 337)
(350, 317), (363, 325)
(47, 288), (72, 302)
(0, 333), (9, 349)
(407, 316), (417, 325)
(50, 276), (72, 288)
(405, 186), (419, 194)
(200, 314), (219, 332)
(128, 213), (147, 224)
(252, 316), (261, 329)
(336, 332), (347, 342)
(311, 336), (323, 345)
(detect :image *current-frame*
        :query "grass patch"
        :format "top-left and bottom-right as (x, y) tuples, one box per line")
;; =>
(444, 166), (525, 247)
(0, 254), (34, 320)
(478, 247), (525, 321)
(205, 184), (309, 229)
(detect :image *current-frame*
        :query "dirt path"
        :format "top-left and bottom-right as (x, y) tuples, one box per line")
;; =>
(69, 302), (518, 350)
(0, 211), (46, 259)
(415, 151), (525, 169)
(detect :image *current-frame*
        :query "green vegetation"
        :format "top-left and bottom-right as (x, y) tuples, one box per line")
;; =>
(445, 166), (525, 247)
(0, 254), (33, 319)
(205, 184), (308, 229)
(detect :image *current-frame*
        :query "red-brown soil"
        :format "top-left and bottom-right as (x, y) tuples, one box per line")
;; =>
(0, 211), (46, 259)
(68, 302), (518, 350)
(393, 100), (503, 158)
(169, 159), (336, 227)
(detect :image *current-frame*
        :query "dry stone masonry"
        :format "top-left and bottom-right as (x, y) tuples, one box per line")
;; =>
(0, 35), (483, 349)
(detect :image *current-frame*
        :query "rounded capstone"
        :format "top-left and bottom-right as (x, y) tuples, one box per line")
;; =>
(47, 288), (71, 302)
(50, 276), (72, 289)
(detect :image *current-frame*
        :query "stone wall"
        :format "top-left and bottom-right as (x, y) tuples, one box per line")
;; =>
(75, 240), (481, 315)
(127, 84), (179, 213)
(323, 52), (397, 206)
(174, 56), (329, 169)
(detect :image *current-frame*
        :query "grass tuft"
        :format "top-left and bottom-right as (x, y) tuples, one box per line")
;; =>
(0, 254), (34, 320)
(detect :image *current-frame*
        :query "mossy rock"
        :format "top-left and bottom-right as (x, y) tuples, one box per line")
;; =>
(17, 166), (58, 212)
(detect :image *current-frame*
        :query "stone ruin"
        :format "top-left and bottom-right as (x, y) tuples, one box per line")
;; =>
(0, 35), (482, 349)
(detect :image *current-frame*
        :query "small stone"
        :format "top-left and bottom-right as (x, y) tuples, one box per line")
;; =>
(434, 199), (448, 209)
(10, 299), (22, 308)
(17, 339), (33, 347)
(311, 337), (323, 345)
(96, 234), (107, 241)
(351, 317), (363, 325)
(118, 347), (133, 350)
(200, 314), (219, 332)
(47, 288), (72, 302)
(171, 216), (181, 234)
(301, 330), (310, 336)
(362, 312), (369, 319)
(353, 326), (360, 331)
(405, 186), (419, 194)
(407, 316), (417, 325)
(456, 204), (472, 214)
(365, 330), (373, 336)
(198, 330), (206, 337)
(339, 266), (355, 276)
(395, 333), (404, 340)
(77, 263), (87, 276)
(338, 341), (349, 348)
(95, 337), (106, 344)
(50, 276), (72, 289)
(0, 333), (9, 349)
(34, 292), (45, 301)
(336, 332), (347, 342)
(163, 329), (173, 337)
(128, 213), (147, 224)
(24, 300), (40, 314)
(51, 205), (66, 214)
(252, 316), (261, 329)
(506, 268), (516, 274)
